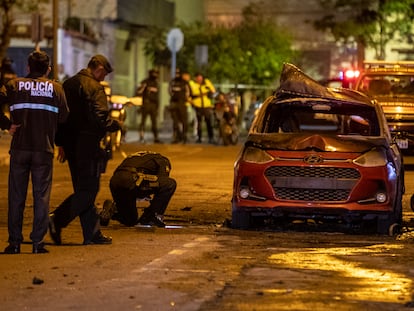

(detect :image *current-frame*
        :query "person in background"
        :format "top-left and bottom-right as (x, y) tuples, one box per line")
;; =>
(189, 72), (216, 144)
(2, 50), (69, 254)
(168, 69), (191, 144)
(49, 54), (120, 246)
(57, 64), (69, 83)
(100, 151), (176, 228)
(136, 69), (161, 143)
(0, 57), (17, 114)
(0, 57), (17, 86)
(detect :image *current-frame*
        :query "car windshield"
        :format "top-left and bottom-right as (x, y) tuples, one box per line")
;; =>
(357, 74), (414, 96)
(258, 100), (380, 136)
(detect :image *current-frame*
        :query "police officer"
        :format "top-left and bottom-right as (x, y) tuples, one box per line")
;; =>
(136, 69), (160, 143)
(0, 57), (17, 86)
(49, 54), (120, 246)
(168, 69), (191, 143)
(2, 50), (69, 254)
(100, 151), (176, 227)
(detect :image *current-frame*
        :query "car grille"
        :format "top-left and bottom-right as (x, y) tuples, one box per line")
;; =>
(265, 166), (361, 202)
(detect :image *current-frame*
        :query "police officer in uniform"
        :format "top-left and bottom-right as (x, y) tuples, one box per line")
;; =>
(2, 50), (69, 254)
(100, 151), (176, 227)
(136, 69), (160, 143)
(168, 69), (191, 143)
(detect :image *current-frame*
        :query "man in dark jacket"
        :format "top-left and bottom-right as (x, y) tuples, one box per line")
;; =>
(49, 54), (120, 245)
(100, 151), (176, 227)
(168, 69), (190, 143)
(2, 50), (69, 254)
(136, 69), (160, 143)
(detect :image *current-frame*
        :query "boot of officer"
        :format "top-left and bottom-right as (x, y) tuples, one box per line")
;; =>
(100, 151), (176, 227)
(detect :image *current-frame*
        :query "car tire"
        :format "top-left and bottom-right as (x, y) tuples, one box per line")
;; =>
(410, 193), (414, 212)
(388, 223), (400, 236)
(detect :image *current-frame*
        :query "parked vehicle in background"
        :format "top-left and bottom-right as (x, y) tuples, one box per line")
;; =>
(243, 99), (262, 131)
(214, 92), (239, 145)
(107, 95), (128, 150)
(232, 63), (404, 235)
(354, 61), (414, 153)
(100, 82), (142, 157)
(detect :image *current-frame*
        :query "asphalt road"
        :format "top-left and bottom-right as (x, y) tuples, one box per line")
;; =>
(0, 132), (414, 310)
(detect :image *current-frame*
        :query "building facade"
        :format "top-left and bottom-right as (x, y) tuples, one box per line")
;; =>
(5, 0), (413, 129)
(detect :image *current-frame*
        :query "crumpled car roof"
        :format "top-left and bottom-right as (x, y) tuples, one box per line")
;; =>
(246, 63), (390, 152)
(275, 63), (372, 105)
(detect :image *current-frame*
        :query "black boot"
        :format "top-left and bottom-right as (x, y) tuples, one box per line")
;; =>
(83, 231), (112, 245)
(4, 243), (20, 254)
(33, 242), (49, 254)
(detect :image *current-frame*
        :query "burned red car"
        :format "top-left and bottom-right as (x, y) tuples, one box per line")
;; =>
(232, 63), (404, 235)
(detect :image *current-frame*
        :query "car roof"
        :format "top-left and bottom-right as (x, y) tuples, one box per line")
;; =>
(246, 64), (392, 151)
(272, 63), (374, 106)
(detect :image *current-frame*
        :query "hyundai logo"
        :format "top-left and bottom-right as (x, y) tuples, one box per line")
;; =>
(303, 154), (323, 164)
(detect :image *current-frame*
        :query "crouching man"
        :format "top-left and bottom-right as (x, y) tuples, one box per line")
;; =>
(101, 151), (176, 227)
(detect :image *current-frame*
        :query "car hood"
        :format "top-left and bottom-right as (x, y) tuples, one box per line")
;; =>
(245, 133), (389, 153)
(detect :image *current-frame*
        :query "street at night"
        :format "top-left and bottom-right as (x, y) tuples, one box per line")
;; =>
(0, 132), (414, 310)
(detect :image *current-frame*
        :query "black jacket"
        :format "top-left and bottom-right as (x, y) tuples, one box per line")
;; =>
(56, 69), (119, 146)
(2, 74), (68, 153)
(110, 152), (171, 190)
(136, 77), (159, 105)
(168, 77), (190, 105)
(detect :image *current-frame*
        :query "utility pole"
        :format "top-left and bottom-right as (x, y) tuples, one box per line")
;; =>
(53, 0), (58, 80)
(31, 13), (43, 51)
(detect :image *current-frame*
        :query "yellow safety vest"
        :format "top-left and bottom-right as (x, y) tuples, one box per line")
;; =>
(189, 79), (215, 108)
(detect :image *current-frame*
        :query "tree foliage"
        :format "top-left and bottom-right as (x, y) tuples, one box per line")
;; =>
(0, 0), (15, 60)
(313, 0), (414, 61)
(144, 3), (295, 86)
(0, 0), (49, 61)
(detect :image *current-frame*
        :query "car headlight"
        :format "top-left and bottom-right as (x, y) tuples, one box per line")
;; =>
(353, 148), (387, 167)
(239, 187), (251, 199)
(242, 146), (274, 163)
(375, 191), (387, 203)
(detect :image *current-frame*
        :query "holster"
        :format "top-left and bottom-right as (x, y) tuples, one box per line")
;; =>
(136, 173), (159, 189)
(96, 147), (111, 176)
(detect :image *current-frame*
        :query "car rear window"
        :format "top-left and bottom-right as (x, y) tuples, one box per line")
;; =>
(259, 100), (380, 136)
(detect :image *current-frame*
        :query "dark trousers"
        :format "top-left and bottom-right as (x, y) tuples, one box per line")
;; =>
(139, 103), (159, 140)
(52, 134), (101, 242)
(195, 107), (214, 141)
(110, 176), (177, 226)
(170, 103), (188, 142)
(8, 150), (53, 244)
(110, 186), (139, 226)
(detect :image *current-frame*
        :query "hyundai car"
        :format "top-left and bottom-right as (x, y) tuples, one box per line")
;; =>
(232, 63), (404, 235)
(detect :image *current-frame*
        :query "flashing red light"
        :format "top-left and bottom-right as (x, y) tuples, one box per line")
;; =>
(344, 69), (360, 79)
